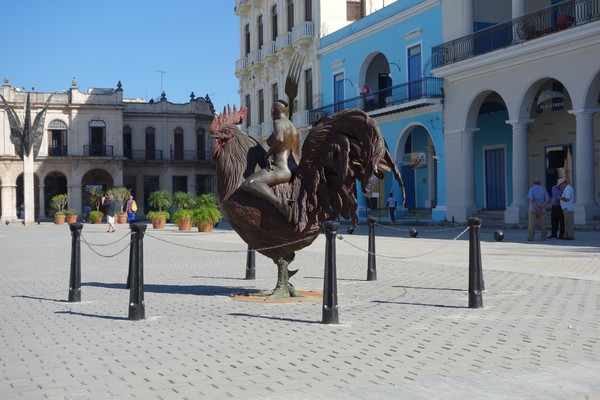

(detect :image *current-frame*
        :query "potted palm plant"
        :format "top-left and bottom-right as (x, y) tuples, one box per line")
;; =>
(65, 208), (78, 224)
(51, 194), (69, 224)
(88, 187), (105, 224)
(192, 193), (222, 232)
(172, 191), (196, 231)
(109, 187), (131, 224)
(148, 190), (171, 229)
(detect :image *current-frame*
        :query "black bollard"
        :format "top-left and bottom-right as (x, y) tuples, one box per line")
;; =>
(494, 230), (504, 242)
(245, 245), (256, 280)
(128, 223), (147, 321)
(409, 228), (418, 238)
(126, 225), (135, 289)
(322, 221), (340, 324)
(367, 218), (377, 281)
(467, 217), (484, 308)
(68, 223), (83, 302)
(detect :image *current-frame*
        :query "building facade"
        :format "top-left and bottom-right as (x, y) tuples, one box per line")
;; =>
(317, 0), (446, 221)
(0, 78), (215, 221)
(234, 0), (396, 144)
(432, 0), (600, 225)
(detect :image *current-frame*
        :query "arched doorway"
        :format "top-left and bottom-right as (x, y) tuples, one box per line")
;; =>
(474, 93), (510, 210)
(44, 172), (68, 216)
(81, 169), (113, 210)
(400, 125), (437, 211)
(16, 174), (41, 219)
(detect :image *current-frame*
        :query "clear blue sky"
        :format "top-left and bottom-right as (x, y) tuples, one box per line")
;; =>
(1, 1), (240, 112)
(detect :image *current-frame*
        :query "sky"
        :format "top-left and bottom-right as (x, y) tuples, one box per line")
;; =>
(1, 1), (240, 112)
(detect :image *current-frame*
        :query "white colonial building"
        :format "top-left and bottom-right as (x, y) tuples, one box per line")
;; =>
(234, 0), (396, 143)
(432, 0), (600, 225)
(0, 78), (215, 222)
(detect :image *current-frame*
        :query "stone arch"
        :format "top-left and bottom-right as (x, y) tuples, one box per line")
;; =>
(81, 169), (114, 211)
(43, 171), (68, 216)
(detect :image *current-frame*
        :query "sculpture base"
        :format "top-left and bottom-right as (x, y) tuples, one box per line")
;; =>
(231, 290), (321, 303)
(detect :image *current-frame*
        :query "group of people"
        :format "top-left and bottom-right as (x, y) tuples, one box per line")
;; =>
(87, 194), (137, 232)
(527, 177), (574, 241)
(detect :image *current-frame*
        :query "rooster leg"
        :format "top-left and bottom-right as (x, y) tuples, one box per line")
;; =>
(269, 254), (300, 298)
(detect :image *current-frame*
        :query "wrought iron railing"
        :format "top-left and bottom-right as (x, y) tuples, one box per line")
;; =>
(432, 0), (600, 68)
(308, 77), (444, 124)
(131, 150), (163, 160)
(83, 145), (113, 157)
(127, 149), (212, 162)
(47, 146), (68, 156)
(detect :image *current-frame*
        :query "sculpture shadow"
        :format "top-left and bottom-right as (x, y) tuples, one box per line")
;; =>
(373, 299), (467, 309)
(392, 285), (466, 292)
(229, 312), (318, 324)
(83, 281), (257, 297)
(13, 294), (67, 303)
(55, 310), (128, 321)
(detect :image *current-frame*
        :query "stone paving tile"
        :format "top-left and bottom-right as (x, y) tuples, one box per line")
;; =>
(1, 222), (599, 399)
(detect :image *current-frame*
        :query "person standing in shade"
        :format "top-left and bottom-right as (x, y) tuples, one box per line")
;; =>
(559, 178), (575, 240)
(386, 192), (397, 222)
(548, 178), (565, 239)
(526, 178), (549, 241)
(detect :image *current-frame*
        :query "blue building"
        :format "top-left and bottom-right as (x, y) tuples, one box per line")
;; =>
(316, 0), (446, 221)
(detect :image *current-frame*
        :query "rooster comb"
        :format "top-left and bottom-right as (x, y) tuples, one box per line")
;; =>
(210, 105), (248, 134)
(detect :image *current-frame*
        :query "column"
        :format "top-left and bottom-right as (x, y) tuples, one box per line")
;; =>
(425, 145), (436, 208)
(463, 0), (474, 35)
(445, 128), (478, 222)
(505, 119), (532, 224)
(23, 154), (35, 226)
(1, 184), (18, 220)
(512, 0), (526, 18)
(570, 109), (600, 224)
(69, 184), (83, 216)
(38, 183), (46, 218)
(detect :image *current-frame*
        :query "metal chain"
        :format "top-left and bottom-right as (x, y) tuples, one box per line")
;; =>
(80, 235), (133, 258)
(80, 232), (130, 247)
(145, 231), (321, 253)
(373, 221), (467, 233)
(336, 225), (471, 260)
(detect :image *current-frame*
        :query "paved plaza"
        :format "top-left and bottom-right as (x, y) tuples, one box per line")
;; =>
(1, 219), (599, 399)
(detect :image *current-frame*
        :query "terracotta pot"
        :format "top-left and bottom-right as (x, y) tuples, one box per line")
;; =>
(54, 214), (66, 225)
(66, 214), (77, 224)
(91, 216), (102, 224)
(116, 214), (128, 224)
(151, 217), (166, 229)
(198, 222), (213, 232)
(178, 218), (192, 231)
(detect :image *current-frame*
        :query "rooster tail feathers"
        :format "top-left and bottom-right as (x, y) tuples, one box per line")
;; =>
(297, 108), (403, 224)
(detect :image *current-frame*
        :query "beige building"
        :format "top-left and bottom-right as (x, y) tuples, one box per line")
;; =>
(0, 78), (215, 221)
(234, 0), (396, 143)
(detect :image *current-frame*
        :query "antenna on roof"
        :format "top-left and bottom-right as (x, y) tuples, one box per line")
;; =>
(155, 70), (167, 94)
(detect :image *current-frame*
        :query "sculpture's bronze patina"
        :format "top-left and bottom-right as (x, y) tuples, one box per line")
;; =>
(209, 53), (405, 298)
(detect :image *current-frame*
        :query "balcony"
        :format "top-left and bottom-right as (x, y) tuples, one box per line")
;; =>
(308, 77), (444, 124)
(292, 22), (315, 45)
(131, 150), (163, 160)
(432, 0), (600, 69)
(83, 145), (113, 157)
(47, 145), (68, 157)
(170, 150), (213, 162)
(275, 33), (292, 52)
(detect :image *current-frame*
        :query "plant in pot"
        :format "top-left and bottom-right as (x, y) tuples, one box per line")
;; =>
(51, 194), (69, 224)
(148, 190), (171, 229)
(109, 187), (131, 224)
(89, 210), (104, 224)
(172, 191), (196, 231)
(65, 208), (78, 224)
(192, 193), (222, 232)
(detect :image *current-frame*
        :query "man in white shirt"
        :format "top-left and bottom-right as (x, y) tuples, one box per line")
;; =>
(558, 177), (575, 240)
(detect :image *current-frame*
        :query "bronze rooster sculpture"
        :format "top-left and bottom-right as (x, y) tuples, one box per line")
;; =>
(210, 55), (404, 298)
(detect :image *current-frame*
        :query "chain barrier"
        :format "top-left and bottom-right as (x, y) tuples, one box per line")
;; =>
(373, 221), (467, 234)
(144, 231), (321, 253)
(80, 234), (133, 258)
(336, 225), (471, 260)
